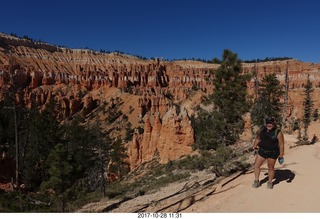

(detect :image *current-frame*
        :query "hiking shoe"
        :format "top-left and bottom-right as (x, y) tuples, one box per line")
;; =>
(267, 181), (273, 189)
(252, 180), (260, 188)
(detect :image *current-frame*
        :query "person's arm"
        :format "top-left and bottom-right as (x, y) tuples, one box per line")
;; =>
(278, 131), (285, 157)
(252, 130), (260, 150)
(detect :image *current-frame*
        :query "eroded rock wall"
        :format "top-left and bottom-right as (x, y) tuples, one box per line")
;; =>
(1, 32), (320, 169)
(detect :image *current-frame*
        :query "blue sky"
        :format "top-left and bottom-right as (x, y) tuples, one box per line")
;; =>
(1, 0), (320, 63)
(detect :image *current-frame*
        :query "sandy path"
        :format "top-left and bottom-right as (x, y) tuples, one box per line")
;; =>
(183, 134), (320, 213)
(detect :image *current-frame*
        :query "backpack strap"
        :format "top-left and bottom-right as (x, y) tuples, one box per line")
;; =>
(260, 125), (279, 138)
(259, 126), (265, 138)
(275, 128), (278, 138)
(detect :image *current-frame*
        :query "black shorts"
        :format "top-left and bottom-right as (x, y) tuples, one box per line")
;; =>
(258, 147), (280, 159)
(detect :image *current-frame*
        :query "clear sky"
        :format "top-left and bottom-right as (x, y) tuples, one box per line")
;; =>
(1, 0), (320, 63)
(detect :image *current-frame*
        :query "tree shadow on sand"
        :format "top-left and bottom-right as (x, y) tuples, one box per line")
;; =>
(261, 169), (295, 186)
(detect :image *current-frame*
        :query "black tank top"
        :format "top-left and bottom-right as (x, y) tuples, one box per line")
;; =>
(259, 127), (279, 150)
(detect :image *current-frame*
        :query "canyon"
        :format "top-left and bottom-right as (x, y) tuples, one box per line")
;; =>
(1, 32), (320, 171)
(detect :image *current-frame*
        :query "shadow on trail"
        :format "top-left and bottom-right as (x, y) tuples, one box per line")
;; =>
(261, 169), (296, 186)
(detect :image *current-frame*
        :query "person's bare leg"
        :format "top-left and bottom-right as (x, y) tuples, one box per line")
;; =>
(267, 158), (277, 182)
(254, 154), (266, 180)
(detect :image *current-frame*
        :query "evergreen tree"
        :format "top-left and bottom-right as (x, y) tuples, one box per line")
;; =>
(251, 73), (284, 127)
(124, 122), (134, 143)
(63, 117), (111, 195)
(63, 118), (96, 181)
(302, 74), (314, 141)
(313, 108), (319, 121)
(0, 100), (14, 146)
(24, 100), (62, 190)
(95, 131), (111, 197)
(211, 50), (251, 147)
(40, 143), (76, 212)
(193, 110), (227, 150)
(194, 50), (251, 149)
(108, 137), (129, 179)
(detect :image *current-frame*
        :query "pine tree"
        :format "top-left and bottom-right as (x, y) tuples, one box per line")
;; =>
(302, 74), (314, 141)
(108, 137), (129, 179)
(313, 108), (319, 121)
(212, 50), (251, 147)
(0, 100), (14, 146)
(63, 118), (96, 180)
(96, 132), (111, 197)
(63, 117), (111, 196)
(40, 143), (76, 212)
(194, 50), (251, 149)
(24, 100), (62, 190)
(251, 73), (284, 127)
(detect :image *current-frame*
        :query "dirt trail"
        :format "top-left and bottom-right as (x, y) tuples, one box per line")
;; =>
(78, 127), (320, 213)
(183, 134), (320, 213)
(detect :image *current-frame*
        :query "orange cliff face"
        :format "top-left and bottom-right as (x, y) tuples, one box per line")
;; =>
(128, 108), (194, 170)
(0, 33), (214, 170)
(0, 34), (216, 119)
(1, 32), (320, 170)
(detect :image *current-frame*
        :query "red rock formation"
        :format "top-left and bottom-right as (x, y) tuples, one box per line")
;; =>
(1, 32), (320, 169)
(129, 130), (143, 170)
(157, 107), (194, 164)
(243, 59), (320, 119)
(140, 114), (153, 161)
(0, 33), (213, 122)
(128, 107), (194, 169)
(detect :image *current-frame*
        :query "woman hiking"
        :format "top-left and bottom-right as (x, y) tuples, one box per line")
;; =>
(252, 117), (285, 189)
